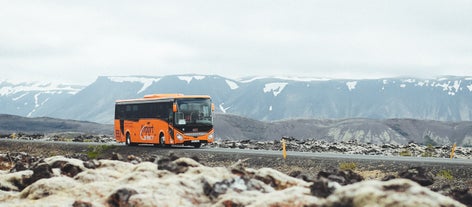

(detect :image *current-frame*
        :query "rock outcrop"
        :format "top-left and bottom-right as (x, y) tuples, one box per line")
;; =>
(0, 153), (467, 207)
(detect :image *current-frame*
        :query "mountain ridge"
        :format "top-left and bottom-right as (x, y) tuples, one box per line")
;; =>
(1, 75), (472, 124)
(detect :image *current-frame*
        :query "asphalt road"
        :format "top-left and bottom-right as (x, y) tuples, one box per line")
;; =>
(206, 147), (472, 164)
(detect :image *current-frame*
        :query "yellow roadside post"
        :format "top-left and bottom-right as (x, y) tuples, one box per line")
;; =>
(450, 143), (456, 159)
(282, 138), (287, 159)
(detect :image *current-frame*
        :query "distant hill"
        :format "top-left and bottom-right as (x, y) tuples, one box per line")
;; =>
(1, 75), (472, 124)
(0, 114), (112, 135)
(1, 114), (471, 146)
(214, 113), (472, 146)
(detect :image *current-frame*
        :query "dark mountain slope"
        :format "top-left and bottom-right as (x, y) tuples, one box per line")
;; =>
(214, 114), (472, 146)
(0, 114), (112, 135)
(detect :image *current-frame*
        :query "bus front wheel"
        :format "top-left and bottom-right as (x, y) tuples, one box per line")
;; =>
(193, 143), (201, 148)
(125, 133), (131, 146)
(159, 134), (167, 148)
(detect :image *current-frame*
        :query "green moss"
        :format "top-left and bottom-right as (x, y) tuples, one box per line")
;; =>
(399, 149), (412, 156)
(339, 162), (357, 171)
(86, 145), (115, 159)
(437, 170), (453, 180)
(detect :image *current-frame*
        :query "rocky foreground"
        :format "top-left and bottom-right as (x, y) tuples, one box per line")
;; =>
(0, 137), (471, 206)
(0, 150), (471, 207)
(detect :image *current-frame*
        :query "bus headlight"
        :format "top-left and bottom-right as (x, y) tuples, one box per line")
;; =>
(177, 134), (183, 141)
(208, 133), (214, 140)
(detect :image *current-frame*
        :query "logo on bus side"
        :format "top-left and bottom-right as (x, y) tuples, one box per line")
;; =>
(115, 130), (122, 138)
(140, 125), (154, 140)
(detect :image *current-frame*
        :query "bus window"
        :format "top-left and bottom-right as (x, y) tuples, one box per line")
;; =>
(176, 112), (185, 125)
(176, 98), (212, 125)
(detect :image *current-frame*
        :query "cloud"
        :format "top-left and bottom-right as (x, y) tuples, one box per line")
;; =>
(1, 0), (471, 84)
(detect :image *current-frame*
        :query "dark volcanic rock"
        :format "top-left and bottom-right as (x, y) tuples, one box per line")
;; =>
(451, 188), (472, 207)
(111, 152), (124, 161)
(72, 200), (93, 207)
(157, 156), (201, 174)
(83, 160), (98, 169)
(399, 167), (434, 186)
(157, 158), (187, 174)
(9, 162), (27, 173)
(61, 163), (82, 177)
(107, 188), (138, 207)
(317, 169), (364, 185)
(24, 162), (53, 187)
(310, 178), (337, 198)
(381, 174), (397, 181)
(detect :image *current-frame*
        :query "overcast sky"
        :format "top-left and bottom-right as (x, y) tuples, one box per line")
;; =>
(1, 0), (471, 85)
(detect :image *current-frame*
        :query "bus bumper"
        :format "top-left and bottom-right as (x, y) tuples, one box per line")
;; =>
(173, 131), (214, 145)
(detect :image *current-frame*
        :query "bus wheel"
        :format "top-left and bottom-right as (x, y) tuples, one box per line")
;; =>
(193, 143), (201, 148)
(125, 133), (131, 146)
(159, 134), (166, 148)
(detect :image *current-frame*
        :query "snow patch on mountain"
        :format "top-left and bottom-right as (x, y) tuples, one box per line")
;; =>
(178, 75), (206, 84)
(416, 80), (428, 87)
(219, 103), (231, 113)
(12, 93), (29, 101)
(225, 80), (239, 90)
(386, 78), (471, 96)
(270, 76), (331, 82)
(453, 80), (461, 92)
(107, 77), (161, 94)
(178, 76), (193, 83)
(402, 79), (416, 83)
(263, 82), (288, 96)
(27, 93), (51, 117)
(0, 82), (81, 96)
(431, 80), (463, 96)
(346, 81), (357, 91)
(238, 76), (330, 83)
(434, 82), (449, 91)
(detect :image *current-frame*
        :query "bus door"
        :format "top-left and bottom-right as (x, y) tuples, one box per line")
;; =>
(120, 119), (124, 135)
(168, 108), (174, 141)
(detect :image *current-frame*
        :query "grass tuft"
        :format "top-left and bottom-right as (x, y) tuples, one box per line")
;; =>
(399, 149), (412, 156)
(86, 145), (115, 159)
(437, 169), (454, 180)
(339, 162), (357, 171)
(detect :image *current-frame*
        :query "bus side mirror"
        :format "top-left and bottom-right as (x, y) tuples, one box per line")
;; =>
(173, 104), (178, 112)
(211, 103), (215, 111)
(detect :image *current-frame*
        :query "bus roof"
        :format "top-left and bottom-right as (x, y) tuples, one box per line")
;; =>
(116, 94), (211, 104)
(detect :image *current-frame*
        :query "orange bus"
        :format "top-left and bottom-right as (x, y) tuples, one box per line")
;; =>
(114, 94), (214, 148)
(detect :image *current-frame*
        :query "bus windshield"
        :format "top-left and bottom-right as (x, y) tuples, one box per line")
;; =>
(175, 98), (212, 125)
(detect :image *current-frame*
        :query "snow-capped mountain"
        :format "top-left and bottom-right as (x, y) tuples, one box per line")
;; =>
(0, 80), (83, 118)
(1, 75), (472, 124)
